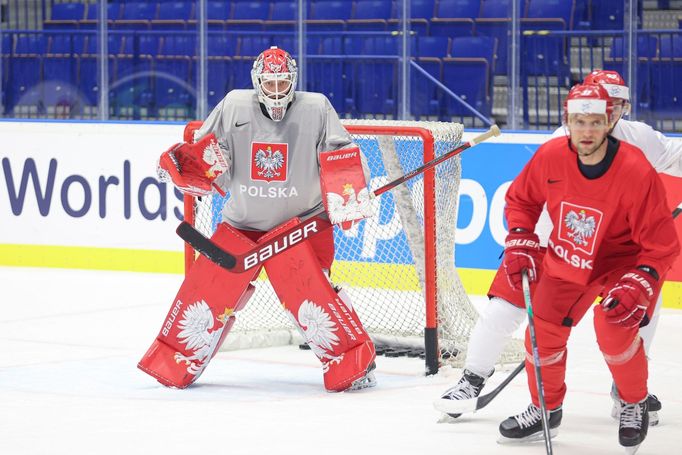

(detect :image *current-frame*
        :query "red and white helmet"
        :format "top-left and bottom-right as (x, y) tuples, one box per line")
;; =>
(251, 46), (298, 122)
(583, 69), (629, 101)
(563, 83), (615, 125)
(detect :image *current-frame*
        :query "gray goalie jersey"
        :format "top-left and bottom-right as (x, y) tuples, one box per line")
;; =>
(196, 90), (361, 231)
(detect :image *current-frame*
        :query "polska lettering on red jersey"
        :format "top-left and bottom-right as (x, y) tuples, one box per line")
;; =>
(548, 238), (594, 270)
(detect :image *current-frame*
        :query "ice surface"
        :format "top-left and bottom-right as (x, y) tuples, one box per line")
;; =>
(1, 267), (680, 455)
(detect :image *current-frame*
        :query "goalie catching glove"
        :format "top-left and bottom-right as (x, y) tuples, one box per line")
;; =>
(157, 133), (230, 197)
(601, 266), (659, 328)
(320, 146), (374, 230)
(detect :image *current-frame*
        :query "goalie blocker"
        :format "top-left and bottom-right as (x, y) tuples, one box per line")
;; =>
(138, 218), (375, 392)
(320, 146), (373, 230)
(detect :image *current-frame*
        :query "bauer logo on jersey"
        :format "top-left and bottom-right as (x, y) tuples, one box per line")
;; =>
(558, 202), (603, 255)
(251, 142), (288, 182)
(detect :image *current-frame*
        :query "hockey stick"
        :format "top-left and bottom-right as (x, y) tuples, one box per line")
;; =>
(522, 270), (554, 454)
(177, 125), (501, 273)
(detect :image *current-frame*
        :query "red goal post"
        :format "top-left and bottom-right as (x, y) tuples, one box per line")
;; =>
(181, 119), (523, 374)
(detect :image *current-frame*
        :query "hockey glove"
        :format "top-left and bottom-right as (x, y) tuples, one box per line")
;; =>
(502, 229), (541, 291)
(157, 133), (229, 197)
(601, 266), (659, 328)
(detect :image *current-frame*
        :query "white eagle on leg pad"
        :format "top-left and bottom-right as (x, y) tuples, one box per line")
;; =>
(564, 209), (596, 247)
(174, 300), (229, 376)
(287, 300), (342, 368)
(255, 146), (284, 179)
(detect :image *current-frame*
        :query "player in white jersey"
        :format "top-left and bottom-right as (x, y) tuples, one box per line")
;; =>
(435, 70), (682, 424)
(139, 47), (378, 392)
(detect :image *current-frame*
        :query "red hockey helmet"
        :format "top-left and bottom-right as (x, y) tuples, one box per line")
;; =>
(563, 83), (615, 125)
(251, 46), (298, 122)
(583, 69), (629, 101)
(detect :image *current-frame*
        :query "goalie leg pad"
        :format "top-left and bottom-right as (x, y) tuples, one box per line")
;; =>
(261, 218), (376, 392)
(138, 223), (260, 388)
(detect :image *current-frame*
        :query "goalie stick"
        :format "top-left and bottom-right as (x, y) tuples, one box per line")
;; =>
(434, 204), (682, 417)
(177, 124), (501, 273)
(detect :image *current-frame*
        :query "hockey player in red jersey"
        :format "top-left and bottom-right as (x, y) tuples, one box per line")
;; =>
(138, 46), (377, 393)
(435, 69), (682, 426)
(496, 84), (679, 450)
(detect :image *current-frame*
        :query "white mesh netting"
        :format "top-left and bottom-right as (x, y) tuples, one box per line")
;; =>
(187, 119), (523, 370)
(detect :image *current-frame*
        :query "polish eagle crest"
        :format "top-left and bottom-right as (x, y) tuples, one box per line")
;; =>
(173, 300), (232, 376)
(563, 209), (596, 247)
(254, 146), (285, 179)
(286, 300), (340, 362)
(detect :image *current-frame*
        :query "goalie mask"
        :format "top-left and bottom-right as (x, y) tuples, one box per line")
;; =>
(583, 69), (631, 119)
(251, 46), (298, 122)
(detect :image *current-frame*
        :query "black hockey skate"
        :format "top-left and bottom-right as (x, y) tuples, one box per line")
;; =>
(611, 385), (661, 426)
(619, 399), (649, 454)
(435, 369), (491, 418)
(498, 403), (562, 443)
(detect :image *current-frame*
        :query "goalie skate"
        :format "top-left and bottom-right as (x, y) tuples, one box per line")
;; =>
(346, 362), (377, 392)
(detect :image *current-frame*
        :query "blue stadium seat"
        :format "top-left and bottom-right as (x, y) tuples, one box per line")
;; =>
(347, 36), (399, 115)
(80, 2), (121, 29)
(43, 35), (84, 108)
(203, 1), (230, 30)
(347, 0), (391, 31)
(388, 0), (435, 35)
(226, 1), (268, 31)
(307, 1), (352, 31)
(405, 0), (435, 36)
(8, 34), (46, 114)
(265, 1), (309, 31)
(207, 34), (239, 107)
(652, 34), (682, 116)
(77, 35), (118, 107)
(525, 0), (574, 28)
(44, 2), (86, 29)
(416, 36), (450, 57)
(442, 36), (496, 118)
(156, 35), (196, 113)
(411, 37), (450, 118)
(522, 0), (574, 77)
(430, 0), (480, 37)
(475, 0), (524, 75)
(604, 36), (658, 114)
(114, 2), (158, 30)
(589, 0), (622, 30)
(308, 37), (348, 112)
(110, 33), (161, 118)
(151, 1), (193, 30)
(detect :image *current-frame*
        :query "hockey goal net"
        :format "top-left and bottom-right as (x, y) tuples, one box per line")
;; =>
(182, 119), (523, 374)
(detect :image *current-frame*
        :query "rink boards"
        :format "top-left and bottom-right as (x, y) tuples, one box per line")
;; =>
(1, 120), (681, 307)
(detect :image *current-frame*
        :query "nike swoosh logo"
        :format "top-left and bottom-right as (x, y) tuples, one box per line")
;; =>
(235, 121), (249, 127)
(547, 179), (561, 184)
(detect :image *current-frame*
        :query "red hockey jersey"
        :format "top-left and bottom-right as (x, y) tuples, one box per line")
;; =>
(506, 136), (679, 285)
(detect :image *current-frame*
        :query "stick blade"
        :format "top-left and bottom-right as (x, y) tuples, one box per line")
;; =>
(176, 221), (237, 270)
